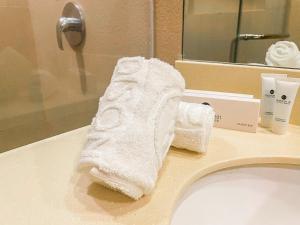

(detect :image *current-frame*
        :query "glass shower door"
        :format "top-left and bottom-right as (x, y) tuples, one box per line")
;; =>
(235, 0), (290, 64)
(0, 0), (154, 152)
(183, 0), (240, 62)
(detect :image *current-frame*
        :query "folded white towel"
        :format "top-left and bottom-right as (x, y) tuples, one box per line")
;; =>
(79, 57), (185, 200)
(172, 102), (215, 153)
(265, 41), (300, 68)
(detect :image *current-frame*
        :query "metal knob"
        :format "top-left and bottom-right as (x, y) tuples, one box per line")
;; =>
(56, 2), (85, 50)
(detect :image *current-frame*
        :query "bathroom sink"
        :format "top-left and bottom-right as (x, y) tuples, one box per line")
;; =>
(171, 166), (300, 225)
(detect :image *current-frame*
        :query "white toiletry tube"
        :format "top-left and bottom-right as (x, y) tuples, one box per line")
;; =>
(272, 78), (300, 134)
(260, 73), (287, 127)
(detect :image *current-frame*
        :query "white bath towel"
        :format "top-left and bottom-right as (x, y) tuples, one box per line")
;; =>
(265, 41), (300, 68)
(79, 57), (185, 200)
(172, 102), (215, 153)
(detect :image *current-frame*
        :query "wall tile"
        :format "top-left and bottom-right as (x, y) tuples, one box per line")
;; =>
(155, 0), (183, 65)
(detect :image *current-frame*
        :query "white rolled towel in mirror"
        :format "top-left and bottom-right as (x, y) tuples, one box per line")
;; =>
(172, 102), (215, 153)
(265, 41), (300, 68)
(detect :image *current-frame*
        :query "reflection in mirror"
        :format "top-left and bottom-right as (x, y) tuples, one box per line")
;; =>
(183, 0), (300, 69)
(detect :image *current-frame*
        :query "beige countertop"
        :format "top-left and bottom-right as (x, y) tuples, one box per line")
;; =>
(1, 125), (300, 225)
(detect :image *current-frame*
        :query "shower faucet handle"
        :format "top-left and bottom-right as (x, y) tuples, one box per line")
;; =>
(56, 17), (82, 50)
(56, 2), (85, 50)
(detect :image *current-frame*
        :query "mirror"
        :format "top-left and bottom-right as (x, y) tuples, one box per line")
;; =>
(183, 0), (300, 69)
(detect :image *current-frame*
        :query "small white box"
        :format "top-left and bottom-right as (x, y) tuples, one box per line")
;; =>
(185, 89), (254, 99)
(183, 90), (261, 133)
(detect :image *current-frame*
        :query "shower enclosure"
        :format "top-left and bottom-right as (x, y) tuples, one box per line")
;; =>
(0, 0), (154, 152)
(183, 0), (292, 64)
(231, 0), (290, 63)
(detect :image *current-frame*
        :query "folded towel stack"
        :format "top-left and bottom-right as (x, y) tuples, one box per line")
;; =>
(265, 41), (300, 68)
(172, 102), (215, 153)
(79, 57), (185, 200)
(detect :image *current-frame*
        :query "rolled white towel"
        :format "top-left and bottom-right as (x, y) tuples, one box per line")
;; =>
(172, 102), (215, 153)
(265, 41), (300, 68)
(79, 57), (185, 200)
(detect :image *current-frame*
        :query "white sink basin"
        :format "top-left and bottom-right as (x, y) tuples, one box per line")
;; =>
(171, 166), (300, 225)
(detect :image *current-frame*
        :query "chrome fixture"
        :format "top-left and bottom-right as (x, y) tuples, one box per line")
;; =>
(56, 2), (85, 50)
(238, 33), (290, 41)
(231, 33), (290, 62)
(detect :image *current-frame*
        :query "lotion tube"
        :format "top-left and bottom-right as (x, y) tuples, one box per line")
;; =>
(260, 73), (287, 127)
(272, 79), (300, 134)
